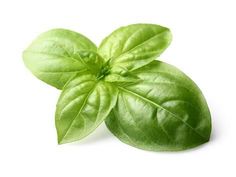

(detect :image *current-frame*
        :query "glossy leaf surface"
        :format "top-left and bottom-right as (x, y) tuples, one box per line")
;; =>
(56, 73), (117, 144)
(98, 24), (172, 72)
(105, 60), (211, 151)
(23, 29), (100, 89)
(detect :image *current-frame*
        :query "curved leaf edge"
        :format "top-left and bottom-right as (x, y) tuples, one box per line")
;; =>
(56, 80), (118, 144)
(105, 60), (212, 151)
(105, 110), (211, 152)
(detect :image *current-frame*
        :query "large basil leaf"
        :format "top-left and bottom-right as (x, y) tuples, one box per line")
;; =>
(55, 73), (117, 144)
(98, 24), (172, 72)
(23, 29), (101, 89)
(105, 60), (211, 151)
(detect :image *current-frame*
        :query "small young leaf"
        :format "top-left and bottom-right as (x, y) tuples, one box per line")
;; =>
(105, 60), (211, 151)
(98, 24), (172, 72)
(23, 29), (101, 89)
(55, 73), (117, 144)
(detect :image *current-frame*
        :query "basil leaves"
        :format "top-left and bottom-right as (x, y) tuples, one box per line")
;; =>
(23, 24), (211, 151)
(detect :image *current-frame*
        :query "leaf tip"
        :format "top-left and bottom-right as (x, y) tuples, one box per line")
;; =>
(56, 131), (65, 145)
(57, 137), (65, 145)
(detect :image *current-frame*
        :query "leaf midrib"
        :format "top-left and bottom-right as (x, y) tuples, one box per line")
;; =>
(24, 50), (95, 74)
(110, 30), (168, 64)
(58, 83), (97, 143)
(117, 86), (207, 141)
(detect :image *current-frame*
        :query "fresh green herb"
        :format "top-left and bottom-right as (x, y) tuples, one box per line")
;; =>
(23, 24), (211, 151)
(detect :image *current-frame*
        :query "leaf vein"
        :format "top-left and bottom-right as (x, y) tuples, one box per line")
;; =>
(117, 86), (207, 141)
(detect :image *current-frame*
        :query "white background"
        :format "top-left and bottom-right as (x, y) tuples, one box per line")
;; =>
(0, 0), (235, 176)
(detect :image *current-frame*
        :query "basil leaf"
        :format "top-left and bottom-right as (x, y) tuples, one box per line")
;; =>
(98, 24), (172, 72)
(23, 29), (101, 89)
(55, 73), (117, 144)
(105, 60), (211, 151)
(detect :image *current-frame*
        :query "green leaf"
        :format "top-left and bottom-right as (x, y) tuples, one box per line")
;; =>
(55, 73), (117, 144)
(98, 24), (172, 72)
(23, 29), (101, 89)
(105, 60), (211, 151)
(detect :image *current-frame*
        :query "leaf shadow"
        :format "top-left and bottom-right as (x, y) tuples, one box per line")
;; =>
(71, 123), (113, 145)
